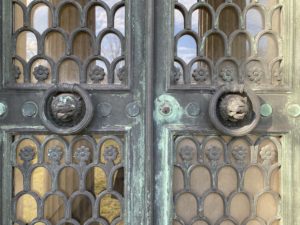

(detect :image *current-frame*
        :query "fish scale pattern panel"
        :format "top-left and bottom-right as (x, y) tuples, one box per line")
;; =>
(173, 135), (281, 225)
(12, 0), (127, 88)
(12, 134), (125, 225)
(172, 0), (285, 90)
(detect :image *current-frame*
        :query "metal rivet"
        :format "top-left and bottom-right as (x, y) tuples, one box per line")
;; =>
(22, 101), (38, 118)
(126, 102), (140, 117)
(186, 102), (201, 117)
(97, 102), (112, 117)
(0, 102), (7, 117)
(159, 101), (173, 116)
(260, 103), (273, 117)
(287, 104), (300, 118)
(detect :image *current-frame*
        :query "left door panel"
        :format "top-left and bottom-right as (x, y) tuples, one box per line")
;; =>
(0, 0), (152, 224)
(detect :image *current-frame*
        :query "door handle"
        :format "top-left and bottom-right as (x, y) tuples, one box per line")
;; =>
(209, 84), (261, 136)
(39, 84), (94, 134)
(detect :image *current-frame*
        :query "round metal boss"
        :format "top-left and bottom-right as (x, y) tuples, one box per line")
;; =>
(39, 84), (94, 134)
(209, 85), (260, 136)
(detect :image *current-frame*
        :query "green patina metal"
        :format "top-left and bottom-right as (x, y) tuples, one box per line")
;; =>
(260, 103), (273, 117)
(0, 102), (7, 117)
(154, 94), (184, 123)
(0, 0), (300, 224)
(287, 104), (300, 118)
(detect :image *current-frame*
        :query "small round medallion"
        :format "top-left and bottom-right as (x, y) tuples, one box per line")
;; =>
(287, 104), (300, 118)
(22, 101), (38, 118)
(126, 102), (140, 117)
(186, 102), (201, 117)
(97, 102), (112, 117)
(260, 103), (273, 117)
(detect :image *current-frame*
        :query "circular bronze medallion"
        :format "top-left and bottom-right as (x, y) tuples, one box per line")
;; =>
(209, 85), (260, 136)
(40, 84), (93, 134)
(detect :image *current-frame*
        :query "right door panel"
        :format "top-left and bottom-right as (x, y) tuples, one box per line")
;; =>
(153, 0), (299, 225)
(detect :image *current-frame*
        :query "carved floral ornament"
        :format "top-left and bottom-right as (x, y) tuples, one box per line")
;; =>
(273, 68), (283, 84)
(247, 67), (264, 84)
(48, 146), (63, 164)
(192, 67), (209, 82)
(104, 145), (118, 161)
(232, 145), (248, 168)
(33, 65), (49, 82)
(206, 146), (222, 161)
(75, 145), (90, 163)
(219, 65), (235, 82)
(172, 66), (182, 83)
(117, 66), (126, 81)
(232, 145), (247, 161)
(13, 65), (21, 80)
(206, 146), (222, 167)
(209, 85), (260, 136)
(19, 146), (35, 162)
(260, 144), (276, 167)
(179, 146), (194, 162)
(89, 66), (106, 83)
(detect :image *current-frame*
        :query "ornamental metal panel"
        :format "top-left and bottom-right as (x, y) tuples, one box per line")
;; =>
(0, 0), (152, 224)
(153, 0), (299, 225)
(1, 0), (300, 225)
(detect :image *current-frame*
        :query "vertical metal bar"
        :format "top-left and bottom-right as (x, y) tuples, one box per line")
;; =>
(1, 132), (13, 225)
(145, 0), (154, 224)
(2, 0), (12, 86)
(0, 2), (3, 222)
(153, 0), (174, 224)
(126, 0), (153, 224)
(0, 0), (2, 89)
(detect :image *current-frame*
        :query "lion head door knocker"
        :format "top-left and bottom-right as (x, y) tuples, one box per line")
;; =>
(39, 84), (94, 134)
(51, 93), (83, 124)
(209, 85), (260, 136)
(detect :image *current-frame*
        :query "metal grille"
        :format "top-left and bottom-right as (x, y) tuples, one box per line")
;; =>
(173, 135), (281, 225)
(11, 0), (127, 88)
(172, 0), (285, 90)
(12, 134), (124, 225)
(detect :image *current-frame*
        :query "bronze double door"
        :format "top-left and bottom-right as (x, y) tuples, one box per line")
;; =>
(1, 0), (300, 225)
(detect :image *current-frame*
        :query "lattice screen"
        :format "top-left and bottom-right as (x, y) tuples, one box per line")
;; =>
(172, 0), (284, 90)
(12, 134), (124, 225)
(12, 0), (127, 87)
(173, 135), (281, 225)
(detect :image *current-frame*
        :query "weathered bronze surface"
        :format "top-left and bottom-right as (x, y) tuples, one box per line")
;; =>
(0, 0), (300, 225)
(219, 94), (249, 122)
(50, 93), (83, 124)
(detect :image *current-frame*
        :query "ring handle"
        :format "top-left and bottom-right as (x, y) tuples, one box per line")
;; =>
(39, 84), (94, 134)
(209, 85), (260, 136)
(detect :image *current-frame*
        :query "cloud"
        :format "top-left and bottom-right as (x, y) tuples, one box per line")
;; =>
(114, 7), (125, 35)
(177, 46), (197, 62)
(105, 0), (121, 8)
(174, 9), (184, 34)
(178, 0), (197, 9)
(32, 6), (49, 33)
(95, 6), (125, 35)
(95, 7), (108, 34)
